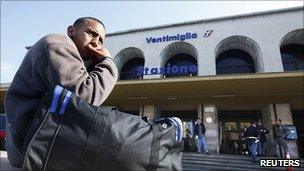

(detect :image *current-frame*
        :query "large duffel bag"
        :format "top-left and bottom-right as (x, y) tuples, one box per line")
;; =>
(22, 85), (183, 171)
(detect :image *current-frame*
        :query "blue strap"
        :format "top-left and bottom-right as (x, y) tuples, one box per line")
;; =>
(50, 85), (64, 113)
(59, 91), (72, 115)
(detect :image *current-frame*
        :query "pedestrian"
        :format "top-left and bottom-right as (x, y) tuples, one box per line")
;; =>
(272, 118), (291, 158)
(184, 129), (192, 151)
(193, 117), (209, 154)
(257, 120), (270, 156)
(244, 121), (260, 162)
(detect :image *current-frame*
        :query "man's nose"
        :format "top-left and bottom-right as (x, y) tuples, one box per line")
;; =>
(90, 37), (100, 48)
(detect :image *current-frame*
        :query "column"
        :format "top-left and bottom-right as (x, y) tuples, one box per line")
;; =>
(261, 103), (299, 157)
(261, 104), (276, 156)
(275, 103), (298, 158)
(201, 104), (219, 154)
(141, 105), (160, 120)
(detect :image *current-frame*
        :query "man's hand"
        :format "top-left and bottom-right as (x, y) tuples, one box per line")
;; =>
(87, 44), (111, 60)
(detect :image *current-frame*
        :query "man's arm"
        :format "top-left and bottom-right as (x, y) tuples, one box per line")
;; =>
(244, 129), (248, 138)
(39, 43), (118, 106)
(193, 125), (198, 136)
(264, 126), (270, 134)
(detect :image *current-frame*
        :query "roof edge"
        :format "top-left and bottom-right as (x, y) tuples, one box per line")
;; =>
(106, 6), (304, 36)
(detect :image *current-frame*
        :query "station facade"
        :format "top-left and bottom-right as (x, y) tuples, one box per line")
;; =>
(0, 7), (303, 157)
(103, 7), (304, 157)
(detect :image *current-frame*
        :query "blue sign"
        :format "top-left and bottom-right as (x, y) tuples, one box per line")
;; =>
(146, 32), (197, 44)
(137, 65), (197, 76)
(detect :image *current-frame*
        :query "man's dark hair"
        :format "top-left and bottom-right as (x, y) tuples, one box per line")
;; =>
(73, 17), (106, 30)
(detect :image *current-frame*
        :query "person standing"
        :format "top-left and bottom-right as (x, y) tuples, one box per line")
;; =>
(272, 118), (291, 158)
(193, 117), (209, 154)
(257, 120), (270, 156)
(244, 121), (260, 163)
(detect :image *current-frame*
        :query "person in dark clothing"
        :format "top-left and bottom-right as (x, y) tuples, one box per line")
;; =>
(244, 121), (260, 162)
(272, 118), (291, 158)
(184, 129), (192, 151)
(193, 117), (209, 154)
(257, 120), (270, 156)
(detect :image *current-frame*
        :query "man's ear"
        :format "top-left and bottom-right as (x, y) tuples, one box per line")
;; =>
(67, 25), (76, 38)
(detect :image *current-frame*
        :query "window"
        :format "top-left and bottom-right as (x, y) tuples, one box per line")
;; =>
(216, 49), (255, 75)
(120, 58), (144, 80)
(240, 122), (251, 130)
(225, 122), (237, 131)
(281, 44), (304, 71)
(164, 53), (197, 77)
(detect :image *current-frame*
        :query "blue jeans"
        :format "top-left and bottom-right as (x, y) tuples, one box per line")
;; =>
(196, 136), (208, 153)
(247, 140), (258, 161)
(258, 141), (267, 156)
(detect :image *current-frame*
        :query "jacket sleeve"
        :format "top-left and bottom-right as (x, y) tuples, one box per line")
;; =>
(193, 124), (198, 136)
(39, 43), (118, 106)
(244, 129), (248, 138)
(264, 127), (270, 134)
(255, 128), (260, 137)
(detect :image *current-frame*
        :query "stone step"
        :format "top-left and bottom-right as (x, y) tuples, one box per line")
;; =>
(182, 163), (296, 171)
(183, 164), (303, 171)
(183, 152), (304, 162)
(182, 152), (304, 171)
(183, 156), (259, 165)
(182, 159), (286, 171)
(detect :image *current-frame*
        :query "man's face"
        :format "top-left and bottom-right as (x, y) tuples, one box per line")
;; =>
(68, 19), (106, 60)
(275, 120), (281, 125)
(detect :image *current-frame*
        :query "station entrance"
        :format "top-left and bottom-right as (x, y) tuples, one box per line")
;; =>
(292, 110), (304, 158)
(161, 110), (197, 152)
(219, 111), (261, 155)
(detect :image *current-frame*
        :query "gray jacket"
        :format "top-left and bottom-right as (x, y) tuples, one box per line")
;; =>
(4, 34), (118, 167)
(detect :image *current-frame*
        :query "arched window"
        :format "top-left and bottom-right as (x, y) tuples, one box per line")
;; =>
(280, 44), (304, 71)
(120, 58), (144, 80)
(216, 49), (255, 75)
(164, 54), (197, 77)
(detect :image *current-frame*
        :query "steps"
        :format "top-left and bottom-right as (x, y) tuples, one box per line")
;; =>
(182, 152), (304, 171)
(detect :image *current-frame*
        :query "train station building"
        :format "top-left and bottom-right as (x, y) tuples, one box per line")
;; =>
(1, 7), (303, 157)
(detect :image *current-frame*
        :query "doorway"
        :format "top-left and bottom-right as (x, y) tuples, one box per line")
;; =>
(292, 110), (304, 158)
(161, 110), (197, 152)
(219, 111), (261, 155)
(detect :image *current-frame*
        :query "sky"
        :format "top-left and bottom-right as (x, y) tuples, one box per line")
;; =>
(1, 1), (303, 83)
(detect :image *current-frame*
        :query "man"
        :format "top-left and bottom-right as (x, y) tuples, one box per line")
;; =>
(257, 120), (269, 156)
(193, 117), (209, 154)
(244, 121), (260, 163)
(272, 118), (291, 158)
(5, 17), (118, 167)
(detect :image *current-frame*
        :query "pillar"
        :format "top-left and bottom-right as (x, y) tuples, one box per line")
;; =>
(261, 103), (299, 158)
(275, 103), (298, 158)
(200, 104), (219, 154)
(140, 105), (160, 120)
